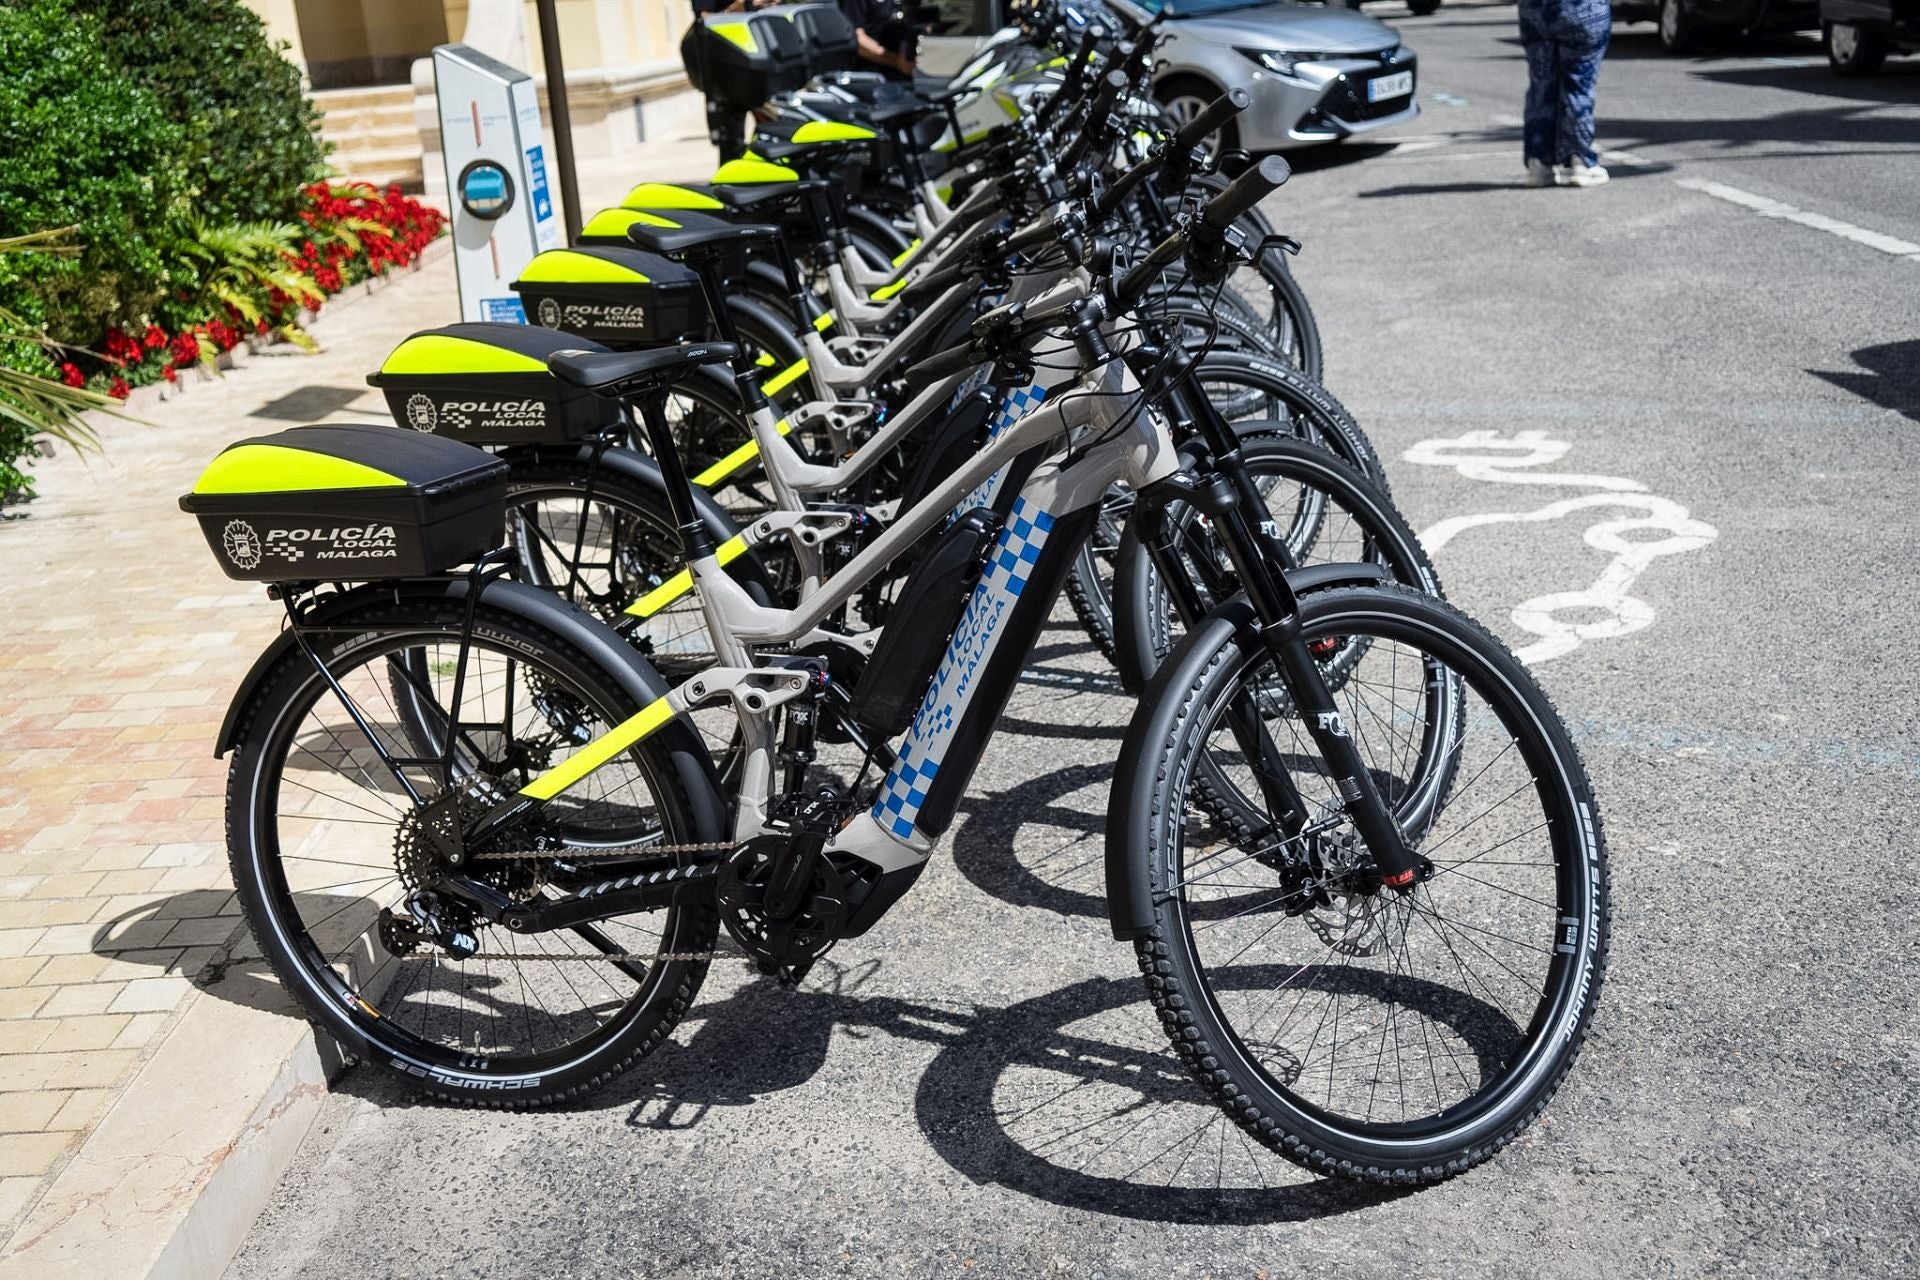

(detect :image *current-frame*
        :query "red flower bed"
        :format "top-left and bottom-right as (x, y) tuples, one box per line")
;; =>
(62, 183), (446, 400)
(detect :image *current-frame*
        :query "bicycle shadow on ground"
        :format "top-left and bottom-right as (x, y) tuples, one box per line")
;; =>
(590, 959), (1427, 1225)
(1809, 340), (1920, 425)
(113, 895), (1513, 1225)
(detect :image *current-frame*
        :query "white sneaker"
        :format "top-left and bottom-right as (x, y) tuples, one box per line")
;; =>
(1554, 161), (1610, 188)
(1523, 159), (1554, 188)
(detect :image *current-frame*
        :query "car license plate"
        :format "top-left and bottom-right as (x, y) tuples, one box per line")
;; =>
(1368, 71), (1413, 103)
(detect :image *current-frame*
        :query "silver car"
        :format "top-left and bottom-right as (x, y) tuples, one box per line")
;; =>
(1103, 0), (1419, 151)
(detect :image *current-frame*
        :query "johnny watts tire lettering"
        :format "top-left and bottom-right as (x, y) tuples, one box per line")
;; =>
(1402, 429), (1717, 664)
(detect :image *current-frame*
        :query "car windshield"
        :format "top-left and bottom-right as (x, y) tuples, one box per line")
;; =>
(1135, 0), (1281, 16)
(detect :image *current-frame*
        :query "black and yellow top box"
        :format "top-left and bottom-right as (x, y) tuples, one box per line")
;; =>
(510, 246), (707, 347)
(179, 425), (507, 582)
(368, 322), (620, 444)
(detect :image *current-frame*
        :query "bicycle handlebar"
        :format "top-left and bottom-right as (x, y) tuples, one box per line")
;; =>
(1175, 89), (1250, 153)
(1202, 155), (1290, 230)
(1036, 25), (1102, 129)
(1057, 69), (1128, 173)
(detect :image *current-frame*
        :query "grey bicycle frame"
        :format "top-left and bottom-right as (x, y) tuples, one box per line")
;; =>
(680, 278), (1182, 864)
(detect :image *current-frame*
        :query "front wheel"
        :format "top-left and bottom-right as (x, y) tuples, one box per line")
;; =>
(1825, 22), (1889, 76)
(1110, 585), (1609, 1183)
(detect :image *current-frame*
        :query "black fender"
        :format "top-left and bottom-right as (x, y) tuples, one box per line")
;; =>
(1103, 567), (1387, 941)
(844, 204), (914, 263)
(212, 577), (730, 842)
(725, 294), (807, 369)
(493, 439), (777, 601)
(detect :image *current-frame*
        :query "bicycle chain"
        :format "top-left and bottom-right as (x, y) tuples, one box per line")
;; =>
(443, 840), (744, 965)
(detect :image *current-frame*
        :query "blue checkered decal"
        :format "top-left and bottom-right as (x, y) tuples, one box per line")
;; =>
(871, 495), (1058, 840)
(950, 381), (1047, 520)
(872, 743), (940, 840)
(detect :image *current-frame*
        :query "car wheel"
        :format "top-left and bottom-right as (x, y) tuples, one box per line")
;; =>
(1408, 0), (1441, 13)
(1658, 0), (1696, 53)
(1825, 21), (1889, 76)
(1157, 77), (1240, 158)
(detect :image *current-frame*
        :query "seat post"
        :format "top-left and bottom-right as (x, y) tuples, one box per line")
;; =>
(678, 249), (776, 419)
(632, 399), (714, 563)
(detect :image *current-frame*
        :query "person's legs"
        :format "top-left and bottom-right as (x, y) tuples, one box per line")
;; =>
(1518, 1), (1559, 172)
(1553, 2), (1612, 170)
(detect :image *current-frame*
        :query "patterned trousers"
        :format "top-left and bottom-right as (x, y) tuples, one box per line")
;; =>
(1519, 0), (1612, 168)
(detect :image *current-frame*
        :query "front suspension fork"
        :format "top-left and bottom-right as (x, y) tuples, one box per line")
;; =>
(1134, 469), (1426, 889)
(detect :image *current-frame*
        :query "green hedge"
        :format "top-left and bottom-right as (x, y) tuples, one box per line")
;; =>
(0, 0), (189, 346)
(72, 0), (327, 227)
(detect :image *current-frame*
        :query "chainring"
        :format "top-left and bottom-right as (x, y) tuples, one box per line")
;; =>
(714, 838), (848, 971)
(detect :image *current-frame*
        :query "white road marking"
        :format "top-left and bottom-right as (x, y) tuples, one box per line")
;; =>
(1403, 431), (1718, 666)
(1676, 177), (1920, 258)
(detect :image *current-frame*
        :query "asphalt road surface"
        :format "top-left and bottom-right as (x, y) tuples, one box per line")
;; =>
(227, 8), (1919, 1277)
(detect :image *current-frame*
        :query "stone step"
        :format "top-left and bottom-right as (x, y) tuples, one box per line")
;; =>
(326, 123), (420, 154)
(317, 101), (416, 131)
(326, 144), (426, 191)
(311, 84), (416, 112)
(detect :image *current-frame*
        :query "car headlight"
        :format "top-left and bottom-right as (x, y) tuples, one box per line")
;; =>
(1236, 47), (1333, 77)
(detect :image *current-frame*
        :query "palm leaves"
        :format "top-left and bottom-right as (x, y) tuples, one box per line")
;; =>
(173, 218), (321, 349)
(0, 229), (123, 458)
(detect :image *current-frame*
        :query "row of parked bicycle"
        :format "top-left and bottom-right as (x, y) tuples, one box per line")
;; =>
(178, 0), (1609, 1187)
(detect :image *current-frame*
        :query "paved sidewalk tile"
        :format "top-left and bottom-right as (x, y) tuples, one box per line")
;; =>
(0, 129), (719, 1264)
(0, 251), (463, 1247)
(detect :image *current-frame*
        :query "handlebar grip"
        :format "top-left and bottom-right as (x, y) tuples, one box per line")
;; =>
(896, 257), (970, 307)
(1042, 26), (1100, 121)
(1175, 89), (1250, 152)
(1058, 69), (1129, 173)
(1201, 155), (1290, 230)
(1092, 150), (1163, 225)
(905, 340), (980, 384)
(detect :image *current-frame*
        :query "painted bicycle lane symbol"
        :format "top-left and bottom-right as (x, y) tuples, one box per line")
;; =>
(1402, 430), (1718, 665)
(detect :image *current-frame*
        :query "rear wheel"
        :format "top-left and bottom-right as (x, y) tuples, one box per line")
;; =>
(493, 462), (764, 768)
(1115, 585), (1608, 1182)
(1065, 368), (1388, 664)
(1659, 0), (1696, 54)
(227, 594), (725, 1106)
(1111, 435), (1442, 690)
(1193, 354), (1384, 486)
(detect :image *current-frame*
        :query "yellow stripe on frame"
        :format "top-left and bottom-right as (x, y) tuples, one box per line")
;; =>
(518, 696), (676, 801)
(624, 533), (752, 619)
(761, 358), (810, 396)
(691, 418), (792, 488)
